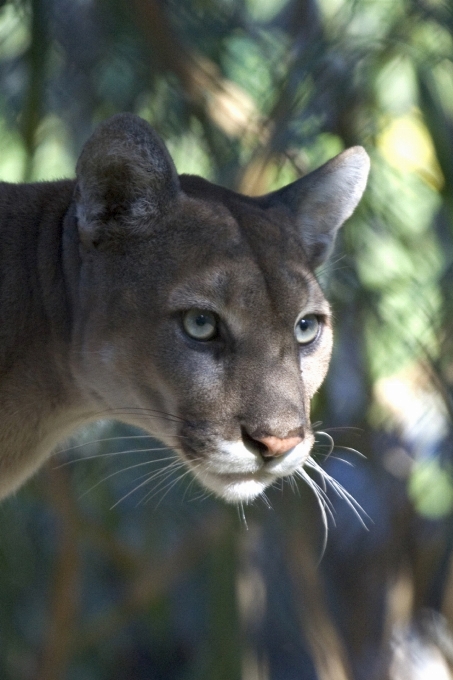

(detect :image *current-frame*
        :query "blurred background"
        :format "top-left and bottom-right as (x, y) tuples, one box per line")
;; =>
(0, 0), (453, 678)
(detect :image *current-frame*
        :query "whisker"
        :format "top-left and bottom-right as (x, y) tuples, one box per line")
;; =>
(135, 460), (187, 491)
(138, 463), (187, 504)
(237, 501), (248, 528)
(188, 488), (211, 503)
(297, 469), (336, 519)
(78, 456), (177, 499)
(93, 407), (184, 423)
(311, 454), (356, 467)
(288, 474), (300, 495)
(305, 458), (370, 529)
(56, 446), (173, 468)
(187, 475), (216, 503)
(315, 253), (347, 278)
(56, 433), (187, 457)
(260, 492), (273, 510)
(110, 473), (165, 509)
(332, 445), (367, 459)
(110, 459), (186, 509)
(113, 466), (173, 492)
(316, 426), (364, 434)
(182, 473), (201, 502)
(143, 465), (198, 507)
(297, 468), (330, 561)
(314, 430), (334, 458)
(153, 467), (199, 508)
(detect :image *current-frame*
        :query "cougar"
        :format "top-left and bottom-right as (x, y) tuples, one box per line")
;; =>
(0, 113), (369, 504)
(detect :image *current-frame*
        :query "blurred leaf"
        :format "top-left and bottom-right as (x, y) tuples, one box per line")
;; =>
(409, 459), (453, 519)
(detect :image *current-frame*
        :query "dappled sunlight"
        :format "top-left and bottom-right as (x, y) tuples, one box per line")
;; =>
(378, 113), (444, 190)
(0, 0), (452, 678)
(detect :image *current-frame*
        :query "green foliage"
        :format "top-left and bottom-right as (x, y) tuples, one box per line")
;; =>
(0, 0), (453, 678)
(409, 458), (453, 519)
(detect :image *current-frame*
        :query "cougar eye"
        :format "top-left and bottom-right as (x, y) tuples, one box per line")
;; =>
(183, 309), (218, 341)
(294, 314), (319, 344)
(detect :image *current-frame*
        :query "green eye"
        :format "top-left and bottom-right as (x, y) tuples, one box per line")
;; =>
(295, 314), (319, 344)
(183, 309), (218, 341)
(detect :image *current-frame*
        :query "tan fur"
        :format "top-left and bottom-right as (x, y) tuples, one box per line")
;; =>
(0, 114), (369, 502)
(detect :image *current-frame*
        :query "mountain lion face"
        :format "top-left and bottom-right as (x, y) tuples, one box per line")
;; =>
(0, 114), (369, 503)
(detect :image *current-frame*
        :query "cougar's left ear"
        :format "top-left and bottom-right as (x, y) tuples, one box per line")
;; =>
(259, 147), (370, 268)
(75, 113), (180, 245)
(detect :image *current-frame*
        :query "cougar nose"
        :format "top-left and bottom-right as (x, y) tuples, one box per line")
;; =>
(251, 432), (304, 459)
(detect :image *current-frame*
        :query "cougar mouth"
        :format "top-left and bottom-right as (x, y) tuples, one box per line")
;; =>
(192, 467), (274, 503)
(185, 438), (312, 503)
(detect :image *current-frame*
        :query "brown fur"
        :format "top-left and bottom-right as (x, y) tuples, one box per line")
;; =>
(0, 114), (369, 502)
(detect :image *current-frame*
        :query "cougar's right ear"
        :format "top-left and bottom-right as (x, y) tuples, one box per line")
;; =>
(75, 113), (180, 246)
(258, 147), (370, 269)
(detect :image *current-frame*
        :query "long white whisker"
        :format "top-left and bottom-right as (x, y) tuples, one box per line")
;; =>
(92, 407), (185, 423)
(297, 469), (336, 520)
(180, 464), (204, 502)
(78, 456), (177, 499)
(314, 429), (366, 461)
(110, 473), (165, 509)
(56, 447), (173, 468)
(288, 473), (300, 495)
(332, 445), (367, 459)
(138, 463), (187, 503)
(326, 457), (355, 467)
(56, 433), (187, 457)
(316, 425), (364, 434)
(110, 459), (186, 509)
(189, 489), (211, 503)
(187, 481), (215, 503)
(305, 458), (370, 529)
(297, 468), (329, 561)
(182, 477), (195, 503)
(260, 492), (272, 510)
(311, 456), (356, 468)
(134, 459), (186, 490)
(153, 467), (198, 508)
(314, 430), (334, 458)
(57, 435), (160, 455)
(237, 501), (248, 528)
(143, 465), (198, 507)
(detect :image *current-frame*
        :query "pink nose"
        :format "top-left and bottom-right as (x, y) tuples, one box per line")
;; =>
(254, 435), (303, 458)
